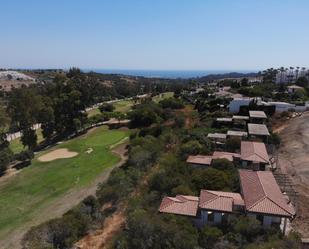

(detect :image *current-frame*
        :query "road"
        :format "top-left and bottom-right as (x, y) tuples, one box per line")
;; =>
(277, 112), (309, 237)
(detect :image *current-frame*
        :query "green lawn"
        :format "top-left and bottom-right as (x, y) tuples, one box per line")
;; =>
(0, 126), (129, 240)
(9, 128), (44, 154)
(114, 99), (135, 113)
(152, 92), (174, 103)
(87, 92), (174, 117)
(87, 107), (101, 117)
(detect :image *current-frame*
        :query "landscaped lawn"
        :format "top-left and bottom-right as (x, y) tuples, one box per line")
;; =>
(113, 99), (135, 113)
(86, 92), (174, 117)
(152, 92), (174, 102)
(0, 126), (129, 241)
(87, 107), (101, 117)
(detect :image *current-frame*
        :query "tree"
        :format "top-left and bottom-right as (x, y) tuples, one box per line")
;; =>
(99, 103), (115, 113)
(241, 78), (249, 86)
(226, 137), (241, 152)
(199, 226), (223, 249)
(21, 128), (37, 150)
(128, 103), (162, 128)
(7, 87), (43, 148)
(295, 76), (308, 87)
(0, 106), (12, 175)
(192, 168), (229, 191)
(212, 158), (234, 171)
(39, 104), (55, 141)
(178, 140), (203, 160)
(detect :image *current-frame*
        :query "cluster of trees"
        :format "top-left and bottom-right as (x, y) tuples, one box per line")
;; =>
(0, 106), (12, 175)
(4, 69), (187, 151)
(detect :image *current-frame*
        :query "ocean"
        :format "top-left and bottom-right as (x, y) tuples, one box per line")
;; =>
(86, 69), (254, 79)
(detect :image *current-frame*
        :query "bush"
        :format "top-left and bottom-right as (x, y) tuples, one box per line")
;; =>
(13, 149), (34, 161)
(226, 137), (241, 152)
(159, 97), (184, 109)
(22, 196), (102, 249)
(212, 158), (234, 171)
(178, 140), (203, 160)
(99, 103), (115, 112)
(199, 226), (223, 249)
(192, 168), (229, 191)
(0, 147), (13, 175)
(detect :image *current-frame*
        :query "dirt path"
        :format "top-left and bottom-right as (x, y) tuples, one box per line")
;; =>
(75, 208), (126, 249)
(277, 112), (309, 237)
(1, 142), (128, 249)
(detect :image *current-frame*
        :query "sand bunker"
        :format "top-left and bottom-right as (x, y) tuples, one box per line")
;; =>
(38, 148), (78, 162)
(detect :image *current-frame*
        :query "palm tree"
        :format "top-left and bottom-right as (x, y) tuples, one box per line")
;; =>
(279, 67), (285, 83)
(295, 66), (300, 81)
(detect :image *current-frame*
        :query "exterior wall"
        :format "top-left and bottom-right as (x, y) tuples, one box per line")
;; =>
(189, 163), (210, 169)
(263, 215), (272, 227)
(228, 99), (251, 113)
(199, 210), (224, 226)
(214, 212), (222, 224)
(201, 210), (208, 225)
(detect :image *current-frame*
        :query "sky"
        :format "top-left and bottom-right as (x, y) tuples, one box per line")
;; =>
(1, 0), (309, 71)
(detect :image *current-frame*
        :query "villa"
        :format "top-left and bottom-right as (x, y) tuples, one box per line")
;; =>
(159, 170), (295, 234)
(240, 141), (269, 170)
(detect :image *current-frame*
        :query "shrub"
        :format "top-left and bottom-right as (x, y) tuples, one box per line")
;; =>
(99, 103), (115, 112)
(199, 226), (223, 249)
(159, 97), (184, 109)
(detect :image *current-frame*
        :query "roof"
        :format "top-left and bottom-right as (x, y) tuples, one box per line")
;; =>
(239, 170), (295, 217)
(216, 117), (233, 122)
(207, 133), (227, 139)
(288, 85), (303, 89)
(248, 123), (270, 136)
(212, 151), (241, 162)
(249, 111), (267, 119)
(241, 141), (269, 164)
(227, 130), (248, 137)
(199, 190), (244, 212)
(186, 155), (212, 165)
(233, 115), (249, 120)
(159, 195), (199, 216)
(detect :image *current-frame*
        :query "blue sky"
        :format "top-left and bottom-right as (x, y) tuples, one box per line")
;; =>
(1, 0), (309, 70)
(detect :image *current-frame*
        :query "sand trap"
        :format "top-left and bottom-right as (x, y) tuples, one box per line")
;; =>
(38, 148), (78, 162)
(86, 148), (93, 154)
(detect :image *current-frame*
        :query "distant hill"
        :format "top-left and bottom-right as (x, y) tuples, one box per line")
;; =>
(198, 72), (259, 81)
(0, 71), (36, 91)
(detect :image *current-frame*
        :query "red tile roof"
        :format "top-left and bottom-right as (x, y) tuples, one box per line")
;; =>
(159, 195), (199, 216)
(241, 141), (269, 164)
(213, 151), (241, 162)
(186, 155), (212, 165)
(199, 190), (244, 213)
(239, 170), (295, 217)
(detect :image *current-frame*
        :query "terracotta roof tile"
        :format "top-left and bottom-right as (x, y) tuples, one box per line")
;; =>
(239, 170), (295, 217)
(159, 195), (199, 216)
(241, 141), (269, 164)
(199, 190), (244, 213)
(212, 151), (241, 162)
